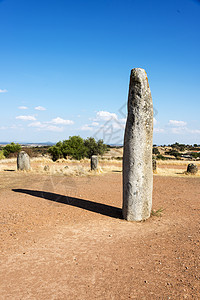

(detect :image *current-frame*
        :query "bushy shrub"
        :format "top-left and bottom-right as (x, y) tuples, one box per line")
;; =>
(84, 137), (107, 158)
(61, 136), (87, 160)
(165, 149), (181, 158)
(153, 147), (160, 155)
(156, 154), (166, 160)
(0, 150), (5, 160)
(48, 136), (107, 161)
(48, 144), (63, 161)
(190, 152), (200, 159)
(3, 142), (21, 158)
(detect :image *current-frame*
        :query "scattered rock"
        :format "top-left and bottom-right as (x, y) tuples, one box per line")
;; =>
(187, 163), (198, 174)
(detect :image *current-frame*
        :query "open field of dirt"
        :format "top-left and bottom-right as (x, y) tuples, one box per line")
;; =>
(0, 158), (200, 299)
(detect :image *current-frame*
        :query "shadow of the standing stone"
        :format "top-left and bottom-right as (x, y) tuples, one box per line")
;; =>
(12, 189), (122, 219)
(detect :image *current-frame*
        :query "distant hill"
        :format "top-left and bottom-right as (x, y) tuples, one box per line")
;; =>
(0, 142), (55, 147)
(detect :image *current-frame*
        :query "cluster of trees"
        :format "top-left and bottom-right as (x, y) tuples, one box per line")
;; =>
(1, 142), (21, 158)
(48, 136), (107, 161)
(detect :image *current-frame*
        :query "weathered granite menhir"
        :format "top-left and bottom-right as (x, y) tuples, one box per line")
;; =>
(123, 68), (154, 221)
(17, 151), (31, 171)
(91, 155), (98, 170)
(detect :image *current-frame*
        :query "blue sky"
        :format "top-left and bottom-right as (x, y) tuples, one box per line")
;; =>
(0, 0), (200, 145)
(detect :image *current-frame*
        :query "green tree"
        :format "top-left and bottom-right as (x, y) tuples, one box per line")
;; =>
(3, 142), (21, 158)
(153, 147), (160, 155)
(84, 137), (107, 158)
(48, 145), (63, 161)
(48, 136), (108, 161)
(0, 150), (5, 160)
(61, 136), (87, 160)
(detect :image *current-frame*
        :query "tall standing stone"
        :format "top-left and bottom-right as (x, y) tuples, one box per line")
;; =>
(91, 155), (98, 170)
(123, 68), (154, 221)
(17, 151), (31, 171)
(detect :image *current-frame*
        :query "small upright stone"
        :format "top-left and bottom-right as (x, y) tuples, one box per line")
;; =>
(17, 151), (31, 171)
(152, 159), (157, 172)
(91, 155), (98, 170)
(44, 165), (50, 172)
(187, 163), (198, 174)
(123, 68), (154, 221)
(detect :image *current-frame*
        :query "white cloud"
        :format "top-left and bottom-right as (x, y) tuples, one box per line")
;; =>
(81, 124), (93, 131)
(169, 120), (187, 127)
(28, 121), (42, 127)
(18, 106), (28, 110)
(91, 122), (99, 127)
(187, 129), (200, 134)
(45, 125), (64, 132)
(35, 106), (46, 111)
(0, 126), (7, 130)
(49, 117), (74, 125)
(28, 121), (63, 132)
(96, 111), (118, 121)
(0, 89), (7, 93)
(81, 110), (126, 133)
(154, 128), (165, 133)
(16, 115), (36, 121)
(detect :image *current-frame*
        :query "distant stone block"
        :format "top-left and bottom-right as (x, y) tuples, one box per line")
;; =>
(152, 159), (157, 172)
(187, 163), (198, 174)
(91, 155), (98, 170)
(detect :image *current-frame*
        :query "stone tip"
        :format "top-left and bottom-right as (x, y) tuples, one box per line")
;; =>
(131, 68), (147, 77)
(130, 68), (149, 89)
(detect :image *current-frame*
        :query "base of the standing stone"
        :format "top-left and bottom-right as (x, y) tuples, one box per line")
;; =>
(17, 151), (31, 171)
(90, 155), (98, 171)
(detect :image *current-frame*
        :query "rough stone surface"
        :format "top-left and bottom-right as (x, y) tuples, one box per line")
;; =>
(152, 159), (157, 172)
(91, 155), (98, 170)
(123, 68), (153, 221)
(187, 163), (198, 174)
(17, 151), (31, 171)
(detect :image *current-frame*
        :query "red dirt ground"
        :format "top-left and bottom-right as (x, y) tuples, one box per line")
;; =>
(0, 171), (199, 299)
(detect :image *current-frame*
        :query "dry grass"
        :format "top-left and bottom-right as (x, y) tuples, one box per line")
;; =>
(156, 168), (200, 178)
(157, 160), (200, 166)
(1, 157), (200, 178)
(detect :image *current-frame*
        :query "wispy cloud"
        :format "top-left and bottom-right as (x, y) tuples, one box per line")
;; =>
(91, 122), (99, 127)
(81, 124), (93, 131)
(16, 115), (36, 121)
(28, 121), (64, 132)
(35, 106), (46, 111)
(187, 129), (200, 134)
(0, 89), (7, 93)
(95, 111), (118, 121)
(18, 106), (28, 110)
(81, 110), (125, 133)
(154, 128), (165, 133)
(48, 117), (74, 125)
(168, 120), (187, 127)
